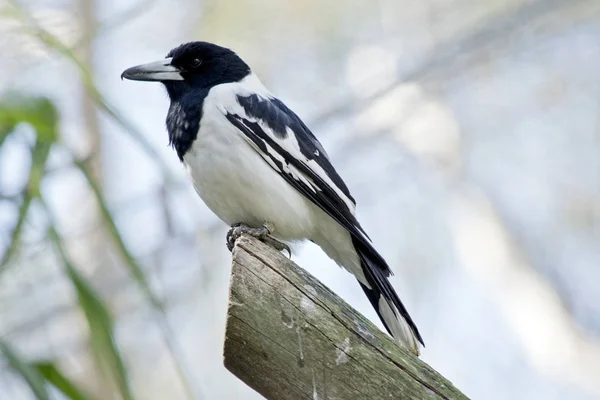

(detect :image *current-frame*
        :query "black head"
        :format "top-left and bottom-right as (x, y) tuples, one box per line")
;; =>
(121, 41), (251, 99)
(121, 42), (251, 161)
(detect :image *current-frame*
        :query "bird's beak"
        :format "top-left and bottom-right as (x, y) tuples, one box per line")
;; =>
(121, 58), (184, 82)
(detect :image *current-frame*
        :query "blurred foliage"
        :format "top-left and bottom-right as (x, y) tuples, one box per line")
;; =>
(1, 341), (99, 400)
(0, 95), (57, 142)
(0, 3), (197, 398)
(0, 94), (135, 399)
(0, 1), (196, 388)
(47, 220), (133, 400)
(0, 342), (51, 400)
(0, 95), (57, 269)
(1, 0), (180, 330)
(2, 0), (597, 399)
(34, 362), (94, 400)
(75, 159), (164, 310)
(5, 0), (174, 180)
(0, 37), (164, 304)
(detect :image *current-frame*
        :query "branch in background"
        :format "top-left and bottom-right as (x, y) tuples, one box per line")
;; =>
(309, 0), (577, 129)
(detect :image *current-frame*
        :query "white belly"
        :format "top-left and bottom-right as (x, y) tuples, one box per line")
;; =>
(183, 112), (316, 241)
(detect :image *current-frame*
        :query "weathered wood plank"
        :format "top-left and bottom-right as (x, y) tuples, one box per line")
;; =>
(224, 235), (468, 400)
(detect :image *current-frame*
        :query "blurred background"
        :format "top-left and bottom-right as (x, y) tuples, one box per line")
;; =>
(0, 0), (599, 399)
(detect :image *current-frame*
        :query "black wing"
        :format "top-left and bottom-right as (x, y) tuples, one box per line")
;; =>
(225, 93), (388, 274)
(224, 93), (424, 346)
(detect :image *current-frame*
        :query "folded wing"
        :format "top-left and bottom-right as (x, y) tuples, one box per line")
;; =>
(221, 92), (423, 349)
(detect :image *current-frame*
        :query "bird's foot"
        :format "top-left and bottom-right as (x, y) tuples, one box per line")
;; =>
(226, 222), (291, 257)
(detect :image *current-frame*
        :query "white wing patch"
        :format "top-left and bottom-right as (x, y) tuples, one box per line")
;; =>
(207, 74), (368, 242)
(210, 75), (356, 215)
(238, 116), (318, 194)
(280, 125), (356, 214)
(237, 115), (356, 212)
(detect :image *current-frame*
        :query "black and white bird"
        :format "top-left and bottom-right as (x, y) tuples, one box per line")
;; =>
(122, 41), (424, 355)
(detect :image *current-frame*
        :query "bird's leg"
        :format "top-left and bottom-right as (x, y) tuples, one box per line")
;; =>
(260, 223), (292, 258)
(226, 222), (291, 257)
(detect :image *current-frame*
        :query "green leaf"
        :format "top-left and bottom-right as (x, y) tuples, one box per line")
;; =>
(0, 192), (33, 268)
(47, 225), (134, 400)
(0, 94), (56, 270)
(34, 362), (94, 400)
(67, 267), (133, 400)
(0, 341), (50, 400)
(0, 94), (58, 143)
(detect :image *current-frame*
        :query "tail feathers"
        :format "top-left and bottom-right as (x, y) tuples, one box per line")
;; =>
(353, 238), (423, 356)
(360, 284), (422, 355)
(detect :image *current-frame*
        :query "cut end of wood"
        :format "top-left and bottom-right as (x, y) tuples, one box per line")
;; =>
(223, 235), (468, 400)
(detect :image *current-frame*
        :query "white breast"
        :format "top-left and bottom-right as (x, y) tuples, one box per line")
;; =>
(182, 83), (316, 241)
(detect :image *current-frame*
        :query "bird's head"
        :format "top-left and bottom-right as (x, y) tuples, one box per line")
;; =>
(121, 41), (250, 99)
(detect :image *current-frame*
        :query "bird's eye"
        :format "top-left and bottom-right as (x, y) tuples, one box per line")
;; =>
(190, 58), (202, 68)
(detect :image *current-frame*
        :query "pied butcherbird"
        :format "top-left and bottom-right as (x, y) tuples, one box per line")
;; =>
(122, 41), (423, 355)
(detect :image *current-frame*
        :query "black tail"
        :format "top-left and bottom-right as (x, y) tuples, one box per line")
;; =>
(353, 237), (424, 355)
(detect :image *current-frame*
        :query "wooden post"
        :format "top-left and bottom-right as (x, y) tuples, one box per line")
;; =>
(224, 235), (468, 400)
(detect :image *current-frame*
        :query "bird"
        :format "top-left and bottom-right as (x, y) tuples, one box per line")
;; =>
(121, 41), (424, 355)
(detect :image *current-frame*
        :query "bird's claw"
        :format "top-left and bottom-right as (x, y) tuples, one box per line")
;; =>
(260, 235), (292, 258)
(226, 222), (244, 251)
(226, 223), (291, 257)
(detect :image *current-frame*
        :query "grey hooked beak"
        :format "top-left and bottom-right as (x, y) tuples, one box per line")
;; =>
(121, 57), (184, 82)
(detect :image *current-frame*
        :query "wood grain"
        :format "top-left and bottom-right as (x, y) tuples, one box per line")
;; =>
(224, 235), (468, 400)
